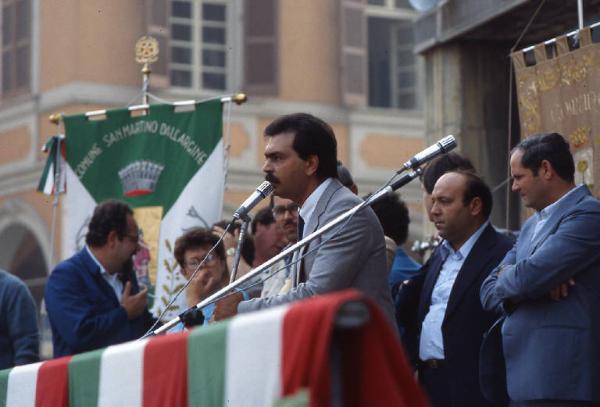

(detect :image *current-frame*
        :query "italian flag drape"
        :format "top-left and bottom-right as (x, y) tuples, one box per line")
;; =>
(37, 135), (66, 195)
(60, 100), (225, 319)
(0, 291), (427, 407)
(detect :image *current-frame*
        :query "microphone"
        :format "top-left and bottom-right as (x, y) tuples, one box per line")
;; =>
(399, 135), (457, 173)
(233, 181), (274, 220)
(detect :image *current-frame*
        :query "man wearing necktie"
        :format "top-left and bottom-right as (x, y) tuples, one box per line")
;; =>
(395, 171), (512, 406)
(481, 133), (600, 406)
(214, 113), (394, 324)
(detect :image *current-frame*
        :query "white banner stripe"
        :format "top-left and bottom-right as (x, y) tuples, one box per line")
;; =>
(150, 140), (224, 319)
(98, 339), (149, 407)
(6, 362), (42, 407)
(225, 305), (288, 406)
(42, 162), (54, 194)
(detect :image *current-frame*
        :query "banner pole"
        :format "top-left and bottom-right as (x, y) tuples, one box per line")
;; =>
(47, 94), (247, 124)
(578, 0), (584, 30)
(48, 137), (61, 268)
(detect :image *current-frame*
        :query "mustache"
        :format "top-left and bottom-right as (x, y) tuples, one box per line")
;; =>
(284, 219), (297, 228)
(265, 173), (280, 184)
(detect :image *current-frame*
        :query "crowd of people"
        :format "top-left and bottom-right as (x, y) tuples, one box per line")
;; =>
(3, 112), (600, 406)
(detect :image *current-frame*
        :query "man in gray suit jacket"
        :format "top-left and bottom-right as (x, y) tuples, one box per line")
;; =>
(214, 113), (394, 323)
(481, 133), (600, 406)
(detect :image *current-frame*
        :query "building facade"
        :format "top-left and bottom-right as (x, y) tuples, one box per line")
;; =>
(0, 0), (428, 357)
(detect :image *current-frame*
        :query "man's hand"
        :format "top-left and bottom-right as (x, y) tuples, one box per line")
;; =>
(212, 292), (244, 322)
(549, 279), (575, 301)
(121, 281), (148, 320)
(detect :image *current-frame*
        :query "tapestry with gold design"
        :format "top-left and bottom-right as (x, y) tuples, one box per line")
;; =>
(512, 27), (600, 197)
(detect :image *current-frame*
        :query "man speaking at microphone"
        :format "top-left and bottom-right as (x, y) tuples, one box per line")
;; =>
(214, 113), (395, 323)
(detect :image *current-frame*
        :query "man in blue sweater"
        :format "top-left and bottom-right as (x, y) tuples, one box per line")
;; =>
(0, 270), (39, 369)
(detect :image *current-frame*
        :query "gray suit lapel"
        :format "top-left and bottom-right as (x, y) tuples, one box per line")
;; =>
(293, 179), (343, 286)
(304, 179), (343, 237)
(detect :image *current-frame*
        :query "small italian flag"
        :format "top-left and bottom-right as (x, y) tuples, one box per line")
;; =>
(37, 135), (66, 195)
(0, 291), (426, 407)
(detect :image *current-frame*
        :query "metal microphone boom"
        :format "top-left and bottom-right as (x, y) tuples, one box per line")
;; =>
(145, 136), (457, 336)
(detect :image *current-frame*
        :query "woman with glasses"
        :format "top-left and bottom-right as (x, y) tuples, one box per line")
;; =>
(173, 227), (230, 326)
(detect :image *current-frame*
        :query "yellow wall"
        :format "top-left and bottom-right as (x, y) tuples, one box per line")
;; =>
(40, 0), (145, 92)
(0, 126), (30, 165)
(278, 0), (340, 104)
(360, 134), (424, 170)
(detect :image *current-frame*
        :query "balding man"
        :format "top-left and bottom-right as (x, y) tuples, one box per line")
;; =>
(396, 171), (512, 406)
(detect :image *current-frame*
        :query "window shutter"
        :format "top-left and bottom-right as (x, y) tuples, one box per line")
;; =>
(340, 0), (367, 108)
(243, 0), (278, 96)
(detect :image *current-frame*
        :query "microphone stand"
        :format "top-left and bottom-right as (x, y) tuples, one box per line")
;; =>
(146, 169), (422, 337)
(229, 217), (249, 283)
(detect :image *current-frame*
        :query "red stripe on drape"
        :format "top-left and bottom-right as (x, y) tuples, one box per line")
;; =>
(35, 356), (72, 407)
(281, 289), (428, 407)
(142, 331), (189, 407)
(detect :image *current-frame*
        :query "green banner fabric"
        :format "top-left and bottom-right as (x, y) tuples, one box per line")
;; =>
(62, 100), (224, 318)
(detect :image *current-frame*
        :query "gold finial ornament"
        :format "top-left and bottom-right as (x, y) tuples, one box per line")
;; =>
(49, 113), (61, 125)
(135, 36), (159, 65)
(232, 93), (247, 105)
(135, 36), (159, 105)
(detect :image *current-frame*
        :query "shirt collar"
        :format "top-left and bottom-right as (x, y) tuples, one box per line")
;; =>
(537, 185), (577, 220)
(85, 245), (109, 277)
(441, 220), (490, 260)
(299, 178), (334, 226)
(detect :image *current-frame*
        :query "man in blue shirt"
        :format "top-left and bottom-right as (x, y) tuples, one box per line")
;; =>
(396, 171), (512, 406)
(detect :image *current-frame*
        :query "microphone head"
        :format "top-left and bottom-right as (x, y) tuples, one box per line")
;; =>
(257, 181), (274, 197)
(439, 135), (457, 152)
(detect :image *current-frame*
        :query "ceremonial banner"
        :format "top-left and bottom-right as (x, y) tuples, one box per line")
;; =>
(512, 27), (600, 197)
(62, 100), (224, 318)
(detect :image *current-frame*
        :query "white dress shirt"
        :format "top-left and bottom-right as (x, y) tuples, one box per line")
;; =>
(532, 185), (577, 241)
(85, 245), (123, 302)
(298, 178), (334, 239)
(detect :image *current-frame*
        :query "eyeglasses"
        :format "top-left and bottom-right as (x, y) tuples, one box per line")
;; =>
(124, 230), (140, 243)
(184, 253), (219, 270)
(272, 203), (299, 218)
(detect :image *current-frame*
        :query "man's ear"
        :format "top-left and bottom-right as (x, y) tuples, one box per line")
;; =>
(469, 197), (483, 217)
(106, 230), (119, 248)
(539, 159), (553, 180)
(305, 155), (319, 176)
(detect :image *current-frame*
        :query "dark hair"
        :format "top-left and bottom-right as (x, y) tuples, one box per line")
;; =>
(212, 220), (255, 265)
(264, 113), (338, 180)
(422, 152), (475, 194)
(174, 227), (226, 269)
(452, 171), (493, 219)
(86, 200), (133, 247)
(337, 161), (356, 189)
(512, 133), (575, 183)
(369, 192), (410, 245)
(251, 207), (276, 234)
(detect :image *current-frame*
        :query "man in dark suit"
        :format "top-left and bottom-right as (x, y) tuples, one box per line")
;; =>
(214, 113), (394, 323)
(481, 133), (600, 406)
(45, 200), (154, 357)
(397, 171), (512, 406)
